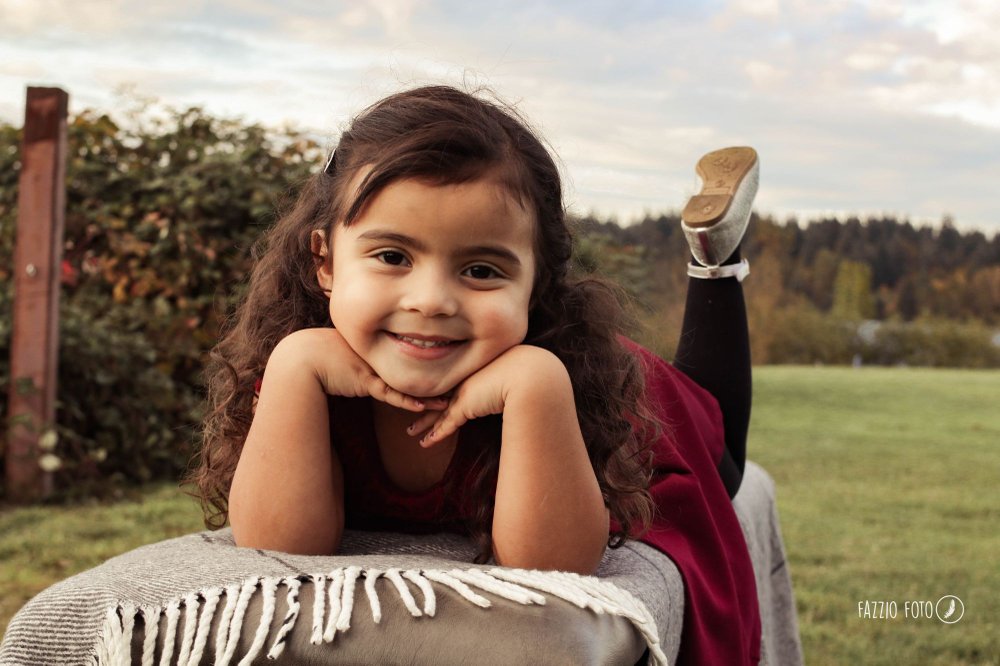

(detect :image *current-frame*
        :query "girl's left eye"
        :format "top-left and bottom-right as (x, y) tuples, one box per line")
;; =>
(376, 251), (409, 266)
(463, 264), (502, 280)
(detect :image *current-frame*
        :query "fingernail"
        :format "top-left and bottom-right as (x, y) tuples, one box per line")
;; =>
(406, 423), (415, 434)
(414, 400), (425, 409)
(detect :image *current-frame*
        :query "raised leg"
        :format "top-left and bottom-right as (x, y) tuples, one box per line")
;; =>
(672, 147), (757, 499)
(673, 247), (751, 499)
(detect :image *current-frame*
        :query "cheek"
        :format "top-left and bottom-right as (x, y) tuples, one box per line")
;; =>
(480, 294), (531, 345)
(334, 290), (381, 320)
(327, 272), (385, 330)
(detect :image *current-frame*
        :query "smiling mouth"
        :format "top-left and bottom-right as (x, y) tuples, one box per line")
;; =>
(389, 333), (466, 349)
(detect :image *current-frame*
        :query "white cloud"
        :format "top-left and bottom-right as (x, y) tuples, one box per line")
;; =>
(0, 0), (210, 36)
(731, 0), (781, 18)
(744, 61), (789, 89)
(898, 0), (999, 43)
(0, 0), (130, 35)
(845, 41), (901, 71)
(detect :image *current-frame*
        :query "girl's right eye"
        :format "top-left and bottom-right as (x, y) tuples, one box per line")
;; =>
(375, 250), (409, 267)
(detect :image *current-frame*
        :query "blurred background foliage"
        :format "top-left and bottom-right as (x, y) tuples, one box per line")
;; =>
(1, 100), (998, 499)
(0, 99), (322, 499)
(574, 212), (1000, 365)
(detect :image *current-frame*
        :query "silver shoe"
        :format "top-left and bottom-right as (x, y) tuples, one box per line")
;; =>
(681, 146), (759, 273)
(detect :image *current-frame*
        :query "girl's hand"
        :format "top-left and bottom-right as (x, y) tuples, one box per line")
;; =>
(273, 328), (447, 413)
(408, 344), (606, 573)
(408, 345), (567, 447)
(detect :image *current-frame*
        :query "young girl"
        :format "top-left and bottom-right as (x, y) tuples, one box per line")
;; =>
(189, 86), (760, 664)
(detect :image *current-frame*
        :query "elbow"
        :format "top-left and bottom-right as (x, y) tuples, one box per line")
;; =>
(565, 539), (608, 576)
(491, 510), (610, 575)
(232, 510), (344, 556)
(233, 525), (343, 556)
(492, 535), (607, 575)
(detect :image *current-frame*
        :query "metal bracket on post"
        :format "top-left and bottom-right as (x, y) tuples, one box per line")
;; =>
(5, 86), (68, 502)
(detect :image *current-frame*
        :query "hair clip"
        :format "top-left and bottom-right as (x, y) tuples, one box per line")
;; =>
(324, 148), (338, 175)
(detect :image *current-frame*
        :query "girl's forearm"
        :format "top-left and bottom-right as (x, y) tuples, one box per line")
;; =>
(491, 363), (609, 574)
(229, 338), (345, 555)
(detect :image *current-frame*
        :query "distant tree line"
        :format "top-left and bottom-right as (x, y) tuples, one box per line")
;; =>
(576, 212), (1000, 323)
(572, 212), (1000, 364)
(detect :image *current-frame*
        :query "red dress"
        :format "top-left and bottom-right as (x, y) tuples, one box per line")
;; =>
(258, 340), (761, 665)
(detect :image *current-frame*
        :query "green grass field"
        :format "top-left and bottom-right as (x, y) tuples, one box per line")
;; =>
(2, 366), (999, 663)
(750, 366), (999, 665)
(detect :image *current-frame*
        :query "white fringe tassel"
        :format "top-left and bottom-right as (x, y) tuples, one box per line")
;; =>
(337, 566), (363, 631)
(217, 577), (259, 666)
(92, 566), (667, 666)
(238, 577), (280, 665)
(308, 574), (326, 646)
(159, 598), (181, 666)
(212, 583), (240, 665)
(402, 570), (436, 616)
(363, 569), (383, 622)
(385, 568), (424, 617)
(321, 569), (343, 643)
(139, 605), (159, 666)
(266, 577), (301, 660)
(187, 587), (222, 666)
(176, 592), (199, 665)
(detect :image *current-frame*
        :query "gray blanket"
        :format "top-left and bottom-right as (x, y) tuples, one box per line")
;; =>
(0, 461), (801, 665)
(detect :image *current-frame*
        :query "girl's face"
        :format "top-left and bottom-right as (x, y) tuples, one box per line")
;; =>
(315, 176), (536, 398)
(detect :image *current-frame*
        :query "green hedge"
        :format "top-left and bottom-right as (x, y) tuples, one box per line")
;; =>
(0, 102), (322, 498)
(761, 304), (1000, 367)
(860, 319), (1000, 368)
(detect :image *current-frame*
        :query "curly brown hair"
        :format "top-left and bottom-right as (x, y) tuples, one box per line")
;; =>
(187, 85), (657, 562)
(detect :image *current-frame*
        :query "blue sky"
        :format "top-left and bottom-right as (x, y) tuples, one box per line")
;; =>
(2, 0), (999, 233)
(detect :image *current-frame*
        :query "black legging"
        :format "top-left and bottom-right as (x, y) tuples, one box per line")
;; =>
(671, 248), (751, 499)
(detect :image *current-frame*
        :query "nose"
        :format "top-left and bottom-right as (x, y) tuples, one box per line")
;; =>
(398, 267), (460, 318)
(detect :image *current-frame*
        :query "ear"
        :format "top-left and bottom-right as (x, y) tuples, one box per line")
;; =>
(311, 229), (333, 291)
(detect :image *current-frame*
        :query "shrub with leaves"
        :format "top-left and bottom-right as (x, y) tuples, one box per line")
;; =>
(861, 318), (1000, 368)
(0, 98), (323, 498)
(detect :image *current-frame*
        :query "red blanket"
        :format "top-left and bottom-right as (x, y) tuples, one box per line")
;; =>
(618, 339), (761, 665)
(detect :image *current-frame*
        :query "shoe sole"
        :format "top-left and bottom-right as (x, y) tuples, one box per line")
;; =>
(681, 146), (758, 228)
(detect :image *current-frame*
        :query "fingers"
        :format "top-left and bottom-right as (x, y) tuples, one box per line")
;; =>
(422, 397), (451, 411)
(418, 407), (470, 448)
(406, 411), (440, 439)
(364, 375), (450, 413)
(365, 376), (427, 412)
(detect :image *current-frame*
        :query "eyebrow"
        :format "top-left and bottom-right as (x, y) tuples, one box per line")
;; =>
(356, 230), (523, 267)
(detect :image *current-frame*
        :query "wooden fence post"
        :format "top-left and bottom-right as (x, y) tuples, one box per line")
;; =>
(5, 86), (68, 502)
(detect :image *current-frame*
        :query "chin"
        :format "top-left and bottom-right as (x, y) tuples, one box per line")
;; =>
(384, 375), (456, 400)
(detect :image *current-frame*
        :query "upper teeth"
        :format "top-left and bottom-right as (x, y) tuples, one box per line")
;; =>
(397, 335), (453, 348)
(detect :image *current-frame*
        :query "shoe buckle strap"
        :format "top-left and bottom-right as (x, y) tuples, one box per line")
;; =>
(687, 258), (750, 282)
